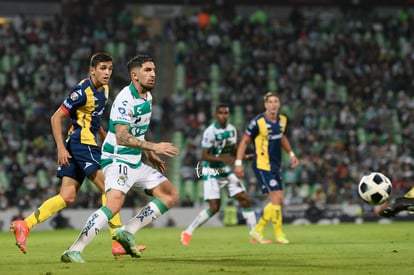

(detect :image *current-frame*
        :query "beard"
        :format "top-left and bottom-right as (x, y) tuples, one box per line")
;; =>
(140, 83), (154, 91)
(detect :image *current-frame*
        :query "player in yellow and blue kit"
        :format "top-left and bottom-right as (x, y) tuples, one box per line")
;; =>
(61, 54), (178, 263)
(10, 53), (141, 257)
(235, 92), (299, 244)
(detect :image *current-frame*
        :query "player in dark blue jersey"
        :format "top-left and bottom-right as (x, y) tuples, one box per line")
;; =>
(10, 53), (141, 257)
(235, 92), (299, 244)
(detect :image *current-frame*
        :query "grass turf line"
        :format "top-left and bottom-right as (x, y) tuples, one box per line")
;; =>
(1, 222), (414, 275)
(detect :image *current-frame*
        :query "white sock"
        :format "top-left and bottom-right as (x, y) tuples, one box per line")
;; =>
(185, 209), (212, 235)
(69, 208), (109, 252)
(123, 201), (162, 233)
(242, 209), (257, 232)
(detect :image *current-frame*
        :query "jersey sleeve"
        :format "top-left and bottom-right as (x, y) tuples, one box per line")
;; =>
(110, 93), (133, 125)
(245, 117), (258, 139)
(61, 86), (86, 115)
(201, 127), (213, 149)
(279, 114), (288, 134)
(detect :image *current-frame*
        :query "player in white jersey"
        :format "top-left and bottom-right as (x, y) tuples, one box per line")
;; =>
(180, 104), (263, 245)
(61, 54), (179, 263)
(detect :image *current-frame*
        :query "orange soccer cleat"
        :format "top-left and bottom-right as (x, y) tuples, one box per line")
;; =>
(112, 240), (146, 258)
(180, 231), (192, 246)
(10, 220), (30, 254)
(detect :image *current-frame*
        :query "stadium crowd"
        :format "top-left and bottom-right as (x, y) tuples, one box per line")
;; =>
(165, 5), (414, 212)
(1, 4), (414, 219)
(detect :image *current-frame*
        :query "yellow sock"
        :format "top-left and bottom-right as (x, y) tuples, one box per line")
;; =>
(102, 194), (122, 235)
(254, 203), (272, 233)
(24, 195), (66, 229)
(269, 204), (284, 238)
(404, 188), (414, 198)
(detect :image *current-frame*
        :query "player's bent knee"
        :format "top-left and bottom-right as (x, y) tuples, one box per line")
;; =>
(63, 197), (76, 205)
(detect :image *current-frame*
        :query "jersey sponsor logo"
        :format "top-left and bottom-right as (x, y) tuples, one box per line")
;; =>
(118, 107), (126, 114)
(268, 133), (283, 140)
(134, 102), (151, 115)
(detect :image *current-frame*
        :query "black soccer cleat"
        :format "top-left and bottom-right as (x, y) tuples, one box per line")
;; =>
(379, 197), (414, 217)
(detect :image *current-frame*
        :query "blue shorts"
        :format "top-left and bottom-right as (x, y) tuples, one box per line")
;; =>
(253, 168), (283, 194)
(56, 139), (101, 183)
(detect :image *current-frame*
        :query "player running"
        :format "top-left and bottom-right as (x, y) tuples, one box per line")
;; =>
(180, 104), (261, 245)
(10, 52), (144, 257)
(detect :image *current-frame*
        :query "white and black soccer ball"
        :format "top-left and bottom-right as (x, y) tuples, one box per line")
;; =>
(358, 172), (392, 205)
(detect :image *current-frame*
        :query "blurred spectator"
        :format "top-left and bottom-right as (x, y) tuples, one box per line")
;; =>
(50, 212), (73, 229)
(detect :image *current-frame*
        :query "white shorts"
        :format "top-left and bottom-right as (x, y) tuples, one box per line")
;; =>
(103, 162), (167, 194)
(203, 173), (246, 200)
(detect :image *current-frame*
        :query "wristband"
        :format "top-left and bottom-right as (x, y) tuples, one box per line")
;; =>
(235, 160), (243, 166)
(289, 151), (295, 157)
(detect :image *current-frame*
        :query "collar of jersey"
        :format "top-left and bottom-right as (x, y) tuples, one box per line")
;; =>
(129, 82), (141, 99)
(213, 121), (227, 129)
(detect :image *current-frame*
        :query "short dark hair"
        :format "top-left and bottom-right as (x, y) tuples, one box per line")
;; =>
(127, 54), (154, 73)
(90, 52), (112, 67)
(215, 103), (230, 112)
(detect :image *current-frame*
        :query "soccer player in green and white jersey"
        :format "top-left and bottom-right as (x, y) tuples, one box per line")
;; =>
(180, 104), (262, 245)
(61, 54), (179, 263)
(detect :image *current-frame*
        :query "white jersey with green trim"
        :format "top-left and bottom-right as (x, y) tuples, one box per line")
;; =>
(201, 121), (237, 171)
(101, 83), (152, 168)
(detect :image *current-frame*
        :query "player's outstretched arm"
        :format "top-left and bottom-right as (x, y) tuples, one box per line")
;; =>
(115, 124), (179, 157)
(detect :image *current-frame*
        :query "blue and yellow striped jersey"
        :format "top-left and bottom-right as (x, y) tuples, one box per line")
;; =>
(60, 77), (109, 146)
(245, 113), (288, 172)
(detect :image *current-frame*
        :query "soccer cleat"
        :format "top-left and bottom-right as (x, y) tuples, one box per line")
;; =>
(10, 220), (30, 254)
(249, 230), (271, 244)
(379, 197), (414, 217)
(180, 231), (192, 245)
(61, 250), (86, 263)
(112, 229), (141, 258)
(276, 235), (290, 244)
(112, 240), (146, 258)
(249, 238), (272, 244)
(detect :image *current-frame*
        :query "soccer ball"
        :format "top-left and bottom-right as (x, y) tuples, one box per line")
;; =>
(358, 172), (392, 205)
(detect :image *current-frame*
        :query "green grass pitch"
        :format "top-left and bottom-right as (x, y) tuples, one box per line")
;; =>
(1, 222), (414, 275)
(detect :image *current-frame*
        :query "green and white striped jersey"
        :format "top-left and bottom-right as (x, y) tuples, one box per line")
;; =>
(201, 121), (237, 178)
(101, 83), (152, 169)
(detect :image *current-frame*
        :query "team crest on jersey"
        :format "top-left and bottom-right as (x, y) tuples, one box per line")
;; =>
(269, 179), (278, 187)
(117, 175), (127, 186)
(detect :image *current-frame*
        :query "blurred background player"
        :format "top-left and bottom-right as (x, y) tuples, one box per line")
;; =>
(180, 104), (258, 245)
(235, 92), (299, 244)
(61, 54), (179, 263)
(10, 53), (143, 257)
